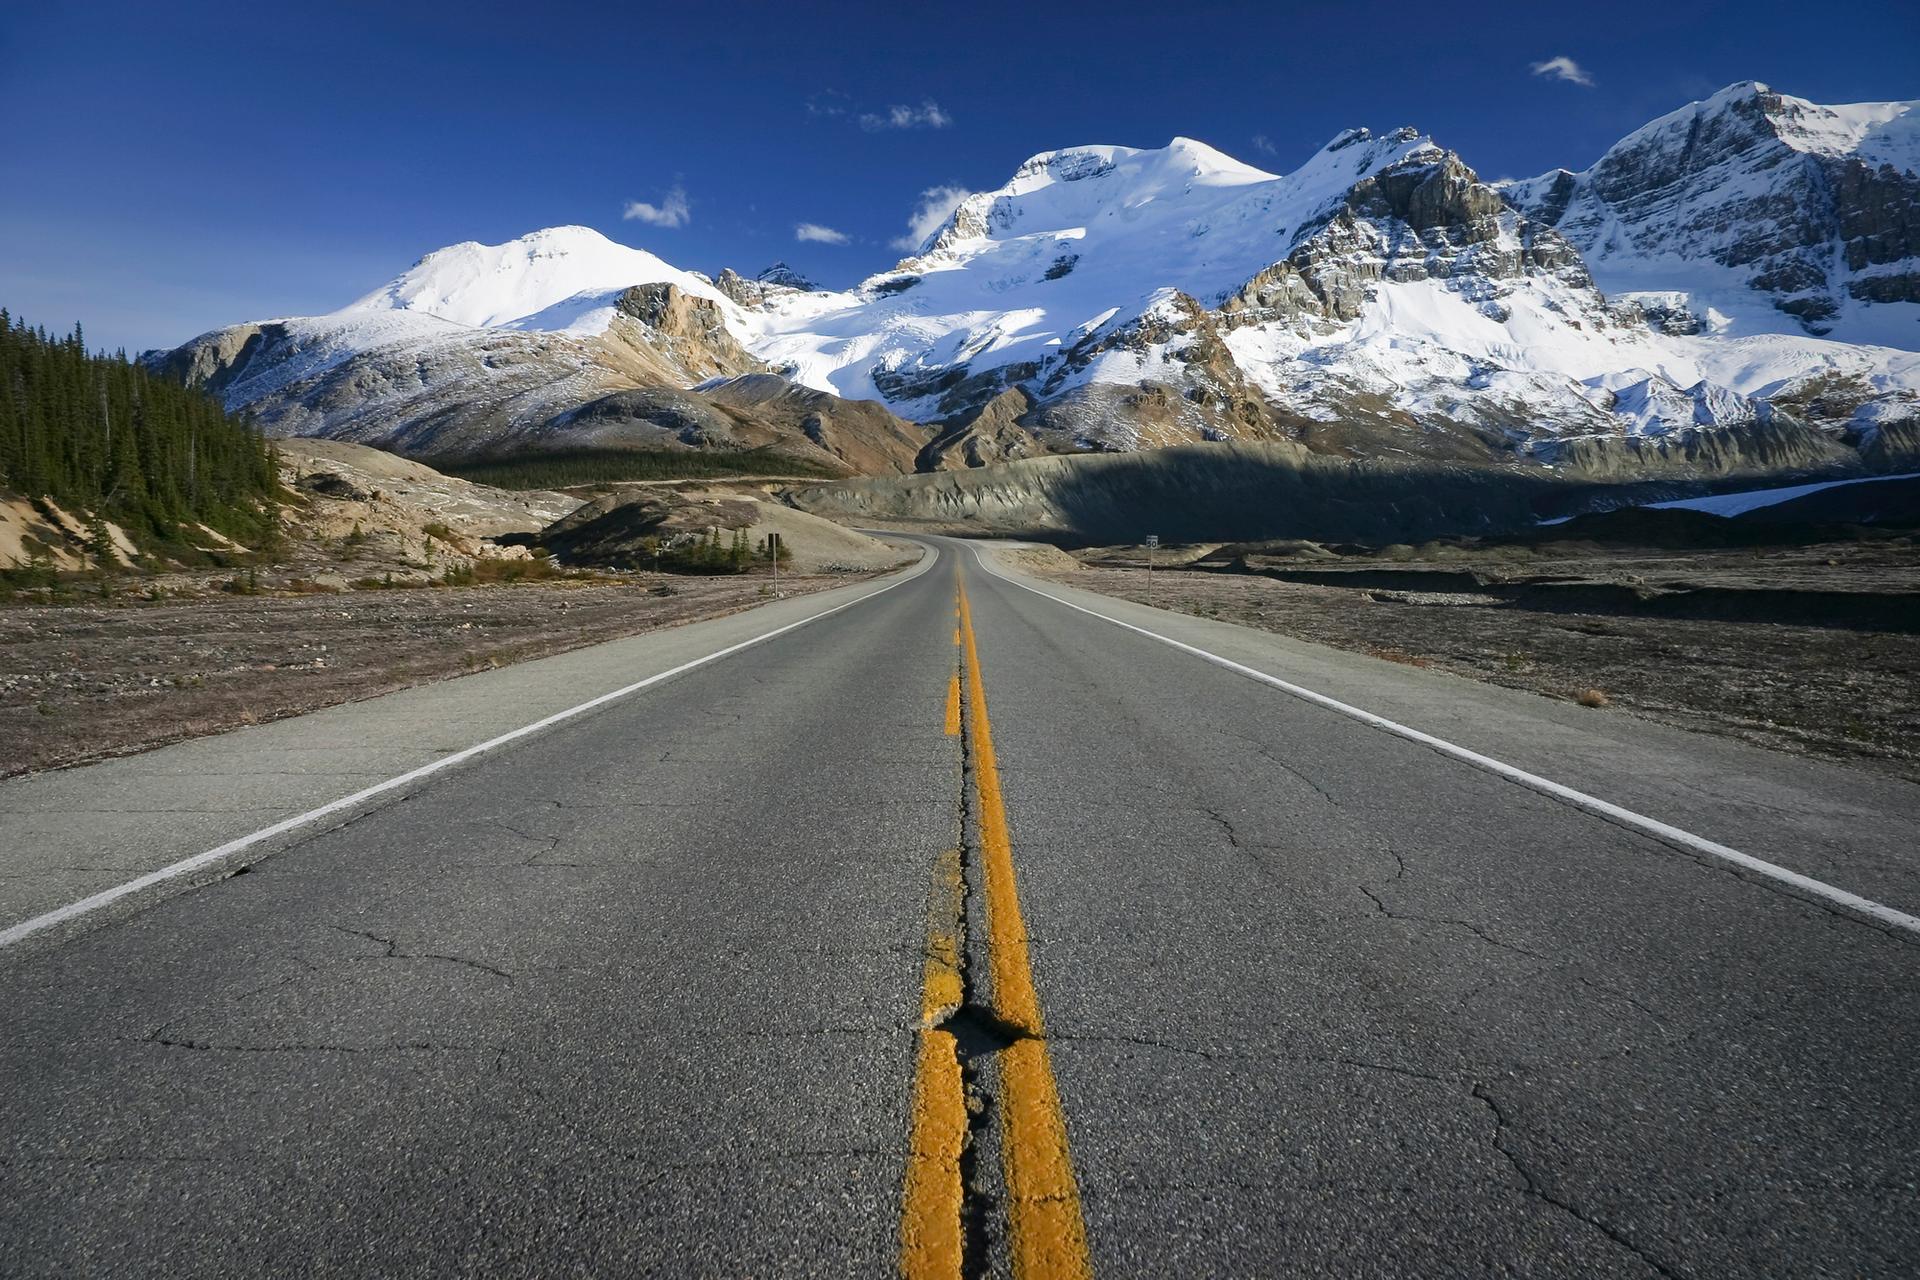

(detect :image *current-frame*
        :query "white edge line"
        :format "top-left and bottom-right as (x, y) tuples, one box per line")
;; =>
(0, 551), (936, 950)
(970, 544), (1920, 938)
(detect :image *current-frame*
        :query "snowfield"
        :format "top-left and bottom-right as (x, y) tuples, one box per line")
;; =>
(1648, 471), (1920, 517)
(342, 225), (736, 331)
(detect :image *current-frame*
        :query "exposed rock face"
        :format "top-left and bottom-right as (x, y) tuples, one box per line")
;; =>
(755, 262), (817, 291)
(1217, 152), (1592, 335)
(918, 387), (1046, 471)
(537, 487), (904, 573)
(145, 322), (274, 397)
(713, 269), (763, 307)
(713, 262), (819, 306)
(1861, 419), (1920, 469)
(605, 283), (760, 382)
(1031, 292), (1283, 447)
(1832, 159), (1920, 303)
(697, 374), (930, 475)
(1507, 82), (1920, 333)
(1543, 417), (1860, 480)
(546, 387), (746, 448)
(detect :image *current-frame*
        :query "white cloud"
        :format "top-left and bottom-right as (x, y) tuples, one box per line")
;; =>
(806, 90), (851, 118)
(623, 183), (690, 228)
(794, 222), (851, 245)
(860, 99), (953, 132)
(1251, 134), (1278, 157)
(1530, 55), (1595, 88)
(889, 184), (971, 252)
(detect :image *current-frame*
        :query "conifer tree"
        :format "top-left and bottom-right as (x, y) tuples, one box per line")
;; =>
(0, 310), (275, 550)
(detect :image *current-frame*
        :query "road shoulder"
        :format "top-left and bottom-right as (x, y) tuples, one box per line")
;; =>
(0, 547), (935, 958)
(972, 540), (1920, 920)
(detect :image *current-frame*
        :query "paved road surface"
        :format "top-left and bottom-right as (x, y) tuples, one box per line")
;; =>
(4, 536), (1918, 1277)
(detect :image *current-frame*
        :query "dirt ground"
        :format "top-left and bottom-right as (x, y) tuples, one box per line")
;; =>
(1045, 539), (1920, 780)
(0, 573), (863, 776)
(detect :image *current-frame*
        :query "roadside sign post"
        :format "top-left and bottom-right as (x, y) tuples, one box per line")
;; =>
(770, 531), (782, 597)
(1145, 534), (1159, 603)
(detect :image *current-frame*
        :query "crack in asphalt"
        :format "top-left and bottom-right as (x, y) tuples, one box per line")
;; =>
(327, 925), (516, 982)
(945, 667), (1004, 1280)
(1042, 1022), (1680, 1280)
(1472, 1084), (1680, 1278)
(1211, 726), (1341, 806)
(1046, 1032), (1458, 1085)
(137, 1037), (498, 1054)
(1195, 804), (1290, 885)
(1200, 807), (1242, 848)
(482, 816), (562, 850)
(1355, 884), (1547, 960)
(1356, 853), (1669, 1029)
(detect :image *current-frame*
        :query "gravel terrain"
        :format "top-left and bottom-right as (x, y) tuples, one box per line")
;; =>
(0, 575), (863, 776)
(1043, 537), (1920, 779)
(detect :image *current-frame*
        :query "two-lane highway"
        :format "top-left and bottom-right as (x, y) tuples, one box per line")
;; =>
(3, 536), (1918, 1277)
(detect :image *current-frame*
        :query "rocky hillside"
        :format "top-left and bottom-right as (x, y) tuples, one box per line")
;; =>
(149, 84), (1919, 484)
(150, 229), (930, 474)
(538, 486), (906, 574)
(789, 440), (1559, 545)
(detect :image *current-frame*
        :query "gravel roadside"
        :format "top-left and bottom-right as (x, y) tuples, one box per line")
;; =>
(1, 574), (868, 776)
(1041, 560), (1920, 780)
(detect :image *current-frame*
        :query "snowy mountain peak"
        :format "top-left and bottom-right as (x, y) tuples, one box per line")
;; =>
(153, 82), (1920, 482)
(894, 128), (1435, 280)
(1004, 137), (1279, 191)
(1509, 82), (1920, 343)
(1764, 91), (1919, 169)
(1602, 80), (1919, 172)
(343, 225), (728, 329)
(755, 262), (817, 291)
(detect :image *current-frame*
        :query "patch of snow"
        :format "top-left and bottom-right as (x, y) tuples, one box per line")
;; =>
(1647, 471), (1920, 516)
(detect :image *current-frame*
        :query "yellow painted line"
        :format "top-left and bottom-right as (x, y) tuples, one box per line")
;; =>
(900, 839), (967, 1279)
(957, 580), (1093, 1279)
(922, 847), (965, 1023)
(900, 1029), (966, 1280)
(944, 672), (962, 737)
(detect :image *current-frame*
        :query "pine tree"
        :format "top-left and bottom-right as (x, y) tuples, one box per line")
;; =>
(0, 309), (275, 553)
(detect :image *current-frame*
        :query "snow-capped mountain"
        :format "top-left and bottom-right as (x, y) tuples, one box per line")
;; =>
(1506, 82), (1918, 344)
(151, 84), (1920, 480)
(343, 225), (730, 330)
(147, 226), (931, 471)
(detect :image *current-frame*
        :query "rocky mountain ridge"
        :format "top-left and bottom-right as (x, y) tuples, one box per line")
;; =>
(1505, 82), (1919, 340)
(149, 83), (1919, 483)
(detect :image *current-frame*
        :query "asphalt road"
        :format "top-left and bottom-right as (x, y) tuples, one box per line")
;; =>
(3, 536), (1918, 1277)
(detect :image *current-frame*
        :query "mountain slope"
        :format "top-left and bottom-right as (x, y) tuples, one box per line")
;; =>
(149, 85), (1920, 483)
(151, 229), (929, 472)
(343, 225), (733, 328)
(1505, 82), (1920, 344)
(729, 110), (1916, 473)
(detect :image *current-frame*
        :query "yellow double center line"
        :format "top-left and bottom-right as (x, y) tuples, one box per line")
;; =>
(901, 845), (968, 1275)
(901, 572), (1092, 1279)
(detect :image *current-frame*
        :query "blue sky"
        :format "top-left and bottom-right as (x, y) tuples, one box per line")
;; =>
(3, 0), (1915, 354)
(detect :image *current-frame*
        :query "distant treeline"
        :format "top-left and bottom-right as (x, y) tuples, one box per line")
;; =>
(431, 446), (840, 491)
(0, 310), (278, 549)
